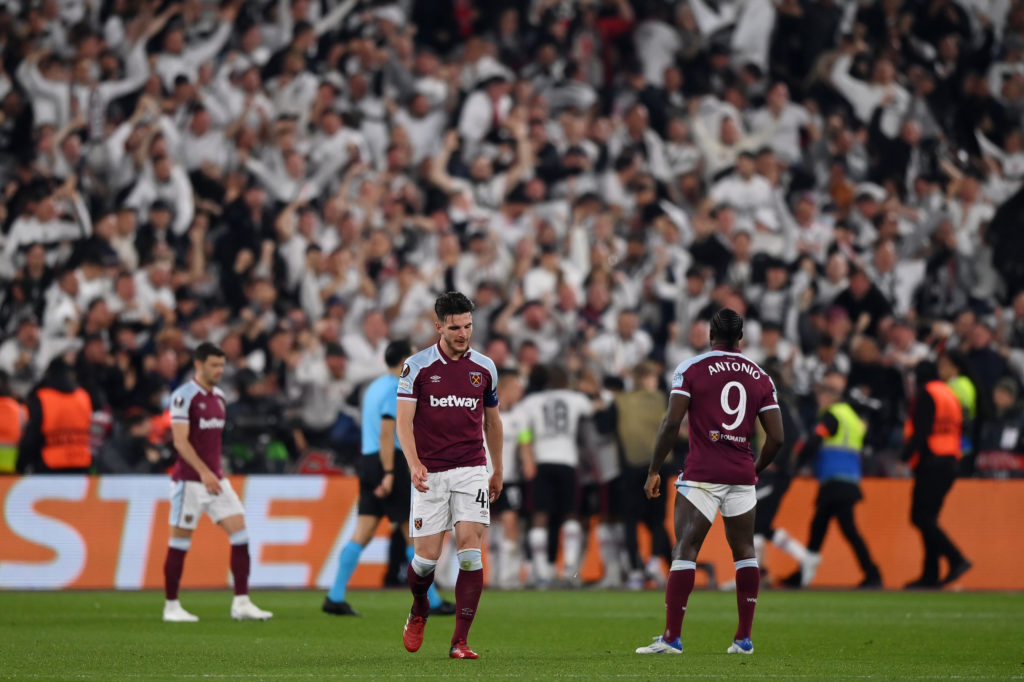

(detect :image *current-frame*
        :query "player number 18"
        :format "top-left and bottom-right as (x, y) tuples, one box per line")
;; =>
(720, 380), (747, 431)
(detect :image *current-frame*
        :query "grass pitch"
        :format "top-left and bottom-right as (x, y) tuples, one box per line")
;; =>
(0, 589), (1021, 680)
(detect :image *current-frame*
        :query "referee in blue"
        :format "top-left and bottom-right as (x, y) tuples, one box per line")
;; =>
(323, 339), (454, 616)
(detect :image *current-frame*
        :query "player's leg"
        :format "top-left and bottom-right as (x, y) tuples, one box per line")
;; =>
(908, 466), (944, 587)
(446, 466), (493, 658)
(637, 485), (715, 654)
(527, 465), (555, 586)
(324, 513), (380, 615)
(497, 485), (524, 588)
(210, 479), (272, 621)
(163, 480), (200, 622)
(620, 466), (647, 585)
(559, 467), (584, 585)
(401, 521), (454, 614)
(405, 469), (451, 652)
(833, 500), (882, 586)
(722, 486), (759, 654)
(643, 471), (671, 588)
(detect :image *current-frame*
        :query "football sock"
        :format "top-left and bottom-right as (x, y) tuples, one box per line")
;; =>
(408, 555), (437, 618)
(499, 537), (521, 587)
(528, 528), (552, 583)
(753, 533), (766, 566)
(664, 560), (696, 642)
(164, 537), (190, 601)
(229, 530), (250, 596)
(452, 549), (484, 646)
(596, 523), (622, 585)
(406, 546), (442, 608)
(773, 527), (809, 563)
(734, 559), (760, 641)
(328, 540), (363, 602)
(561, 520), (583, 579)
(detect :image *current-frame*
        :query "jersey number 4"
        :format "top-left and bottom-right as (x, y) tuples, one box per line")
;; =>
(720, 381), (748, 431)
(475, 489), (490, 509)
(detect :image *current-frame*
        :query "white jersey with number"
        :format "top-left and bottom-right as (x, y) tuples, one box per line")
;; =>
(518, 389), (595, 467)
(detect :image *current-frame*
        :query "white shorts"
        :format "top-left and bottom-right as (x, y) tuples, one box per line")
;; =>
(169, 478), (245, 530)
(410, 465), (490, 537)
(674, 478), (756, 524)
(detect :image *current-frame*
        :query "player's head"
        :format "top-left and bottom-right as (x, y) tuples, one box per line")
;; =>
(545, 364), (570, 390)
(709, 307), (744, 348)
(914, 360), (939, 387)
(193, 342), (226, 386)
(937, 349), (966, 381)
(385, 339), (412, 369)
(435, 291), (475, 355)
(815, 370), (847, 408)
(497, 369), (523, 404)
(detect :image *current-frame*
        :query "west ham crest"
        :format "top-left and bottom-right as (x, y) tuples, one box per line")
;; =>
(414, 518), (423, 530)
(709, 430), (721, 442)
(469, 371), (483, 387)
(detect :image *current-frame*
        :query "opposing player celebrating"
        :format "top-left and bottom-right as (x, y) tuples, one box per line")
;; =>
(635, 309), (783, 655)
(163, 343), (273, 623)
(397, 292), (503, 659)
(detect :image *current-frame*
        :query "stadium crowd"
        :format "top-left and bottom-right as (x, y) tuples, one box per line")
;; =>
(2, 0), (1024, 490)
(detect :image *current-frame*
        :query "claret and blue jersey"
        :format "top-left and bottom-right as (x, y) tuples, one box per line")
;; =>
(168, 379), (227, 482)
(397, 342), (499, 473)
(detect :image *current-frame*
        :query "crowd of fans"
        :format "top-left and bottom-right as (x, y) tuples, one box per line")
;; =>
(2, 0), (1024, 478)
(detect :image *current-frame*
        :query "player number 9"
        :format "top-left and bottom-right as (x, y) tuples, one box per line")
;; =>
(720, 381), (747, 431)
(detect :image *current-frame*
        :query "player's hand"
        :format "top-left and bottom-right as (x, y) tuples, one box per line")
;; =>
(411, 464), (429, 492)
(374, 473), (393, 498)
(644, 472), (661, 499)
(488, 473), (503, 503)
(200, 471), (222, 495)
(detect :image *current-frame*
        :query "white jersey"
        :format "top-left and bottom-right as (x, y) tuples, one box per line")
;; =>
(489, 404), (530, 484)
(518, 389), (595, 467)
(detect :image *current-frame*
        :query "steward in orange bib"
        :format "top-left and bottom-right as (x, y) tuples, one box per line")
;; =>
(901, 361), (971, 589)
(17, 357), (93, 474)
(0, 371), (27, 473)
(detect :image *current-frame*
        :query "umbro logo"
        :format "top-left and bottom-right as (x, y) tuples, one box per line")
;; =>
(430, 375), (441, 383)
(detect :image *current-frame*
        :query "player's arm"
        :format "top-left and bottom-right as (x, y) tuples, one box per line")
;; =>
(518, 429), (536, 481)
(171, 422), (221, 494)
(794, 412), (837, 473)
(397, 399), (428, 492)
(754, 407), (785, 475)
(902, 391), (935, 462)
(484, 404), (504, 502)
(375, 416), (397, 497)
(644, 392), (690, 499)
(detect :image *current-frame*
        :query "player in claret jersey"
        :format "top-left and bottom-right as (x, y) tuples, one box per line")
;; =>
(397, 292), (503, 659)
(162, 342), (272, 623)
(635, 309), (783, 656)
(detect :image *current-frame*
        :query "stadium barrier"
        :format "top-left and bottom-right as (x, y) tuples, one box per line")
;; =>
(0, 475), (1021, 590)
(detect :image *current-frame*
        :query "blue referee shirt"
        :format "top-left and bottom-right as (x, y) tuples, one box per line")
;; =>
(361, 373), (401, 456)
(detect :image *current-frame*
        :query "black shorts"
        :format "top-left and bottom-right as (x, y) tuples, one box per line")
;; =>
(754, 469), (792, 535)
(578, 475), (620, 518)
(531, 463), (578, 519)
(357, 453), (411, 523)
(492, 481), (527, 515)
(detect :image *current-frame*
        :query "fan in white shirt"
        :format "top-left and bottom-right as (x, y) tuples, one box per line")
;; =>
(710, 152), (777, 234)
(748, 83), (812, 167)
(340, 310), (390, 387)
(154, 6), (235, 92)
(586, 310), (654, 381)
(123, 155), (195, 237)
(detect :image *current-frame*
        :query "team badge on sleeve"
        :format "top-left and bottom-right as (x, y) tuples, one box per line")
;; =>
(401, 364), (411, 378)
(173, 395), (184, 408)
(469, 371), (483, 387)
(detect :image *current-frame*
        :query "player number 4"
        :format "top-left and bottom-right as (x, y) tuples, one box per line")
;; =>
(475, 489), (489, 509)
(720, 380), (747, 431)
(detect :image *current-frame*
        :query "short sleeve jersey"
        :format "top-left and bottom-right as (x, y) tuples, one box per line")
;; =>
(397, 342), (499, 472)
(362, 373), (400, 456)
(671, 347), (779, 485)
(518, 389), (595, 467)
(169, 379), (227, 482)
(493, 404), (530, 483)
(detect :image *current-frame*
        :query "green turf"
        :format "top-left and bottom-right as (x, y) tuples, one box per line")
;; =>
(0, 589), (1021, 680)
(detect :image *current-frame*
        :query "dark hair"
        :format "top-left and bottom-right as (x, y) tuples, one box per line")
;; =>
(385, 339), (412, 368)
(194, 342), (226, 363)
(546, 364), (570, 390)
(435, 291), (475, 323)
(914, 360), (939, 386)
(710, 308), (744, 348)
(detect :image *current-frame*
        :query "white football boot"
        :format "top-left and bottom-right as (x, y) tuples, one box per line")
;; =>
(163, 600), (199, 622)
(230, 595), (273, 621)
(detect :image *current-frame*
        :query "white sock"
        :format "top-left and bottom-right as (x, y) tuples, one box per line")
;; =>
(596, 523), (623, 584)
(165, 599), (180, 608)
(753, 533), (766, 567)
(561, 520), (584, 578)
(528, 527), (552, 583)
(773, 527), (809, 564)
(232, 594), (250, 606)
(801, 551), (822, 586)
(499, 538), (521, 587)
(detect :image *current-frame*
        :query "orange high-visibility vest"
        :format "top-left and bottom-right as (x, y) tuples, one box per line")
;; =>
(0, 397), (24, 444)
(38, 387), (93, 469)
(905, 380), (963, 468)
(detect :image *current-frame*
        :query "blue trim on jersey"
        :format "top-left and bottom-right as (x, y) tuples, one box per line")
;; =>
(169, 382), (203, 422)
(362, 373), (400, 455)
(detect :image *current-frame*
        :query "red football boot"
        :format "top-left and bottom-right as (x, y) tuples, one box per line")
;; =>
(449, 640), (479, 659)
(403, 614), (426, 652)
